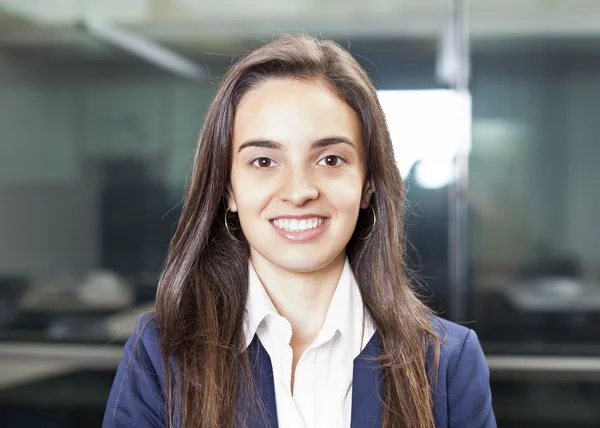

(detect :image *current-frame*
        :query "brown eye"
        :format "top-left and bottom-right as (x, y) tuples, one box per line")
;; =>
(252, 157), (276, 168)
(319, 155), (345, 167)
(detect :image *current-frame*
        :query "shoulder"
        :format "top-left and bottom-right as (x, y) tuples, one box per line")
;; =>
(125, 312), (167, 387)
(130, 312), (162, 359)
(429, 316), (481, 366)
(427, 316), (497, 427)
(103, 312), (168, 428)
(428, 315), (488, 381)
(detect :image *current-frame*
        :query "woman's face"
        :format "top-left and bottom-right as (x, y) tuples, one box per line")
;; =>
(228, 78), (373, 274)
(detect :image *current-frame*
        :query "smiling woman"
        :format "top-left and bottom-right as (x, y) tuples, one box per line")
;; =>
(102, 34), (496, 428)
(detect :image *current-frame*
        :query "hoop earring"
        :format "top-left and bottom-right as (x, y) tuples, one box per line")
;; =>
(355, 204), (376, 241)
(224, 206), (240, 241)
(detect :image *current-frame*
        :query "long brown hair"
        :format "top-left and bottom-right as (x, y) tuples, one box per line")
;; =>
(155, 34), (441, 427)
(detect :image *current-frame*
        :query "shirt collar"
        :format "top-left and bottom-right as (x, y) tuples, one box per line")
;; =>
(244, 261), (279, 348)
(244, 257), (374, 353)
(315, 257), (372, 354)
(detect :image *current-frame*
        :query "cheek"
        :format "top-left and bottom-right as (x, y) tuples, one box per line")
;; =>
(324, 176), (364, 218)
(231, 170), (274, 216)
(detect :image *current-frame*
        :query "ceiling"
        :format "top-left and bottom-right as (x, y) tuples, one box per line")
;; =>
(0, 0), (598, 56)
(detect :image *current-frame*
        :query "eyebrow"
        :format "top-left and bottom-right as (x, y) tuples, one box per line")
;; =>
(237, 136), (356, 153)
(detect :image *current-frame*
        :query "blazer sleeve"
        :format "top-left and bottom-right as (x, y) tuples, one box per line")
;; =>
(102, 314), (167, 428)
(447, 329), (496, 428)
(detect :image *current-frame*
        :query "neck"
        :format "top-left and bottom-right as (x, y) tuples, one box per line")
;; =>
(250, 251), (346, 346)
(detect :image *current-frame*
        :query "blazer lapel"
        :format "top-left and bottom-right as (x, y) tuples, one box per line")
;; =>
(238, 335), (279, 428)
(351, 333), (383, 428)
(240, 334), (383, 428)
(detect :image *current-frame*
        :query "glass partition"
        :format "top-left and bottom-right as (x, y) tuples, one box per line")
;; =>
(468, 41), (600, 355)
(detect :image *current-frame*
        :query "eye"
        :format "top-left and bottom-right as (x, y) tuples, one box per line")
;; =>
(251, 157), (278, 168)
(318, 155), (346, 168)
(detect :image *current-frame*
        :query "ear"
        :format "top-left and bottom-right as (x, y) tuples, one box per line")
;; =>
(226, 183), (238, 213)
(360, 176), (375, 209)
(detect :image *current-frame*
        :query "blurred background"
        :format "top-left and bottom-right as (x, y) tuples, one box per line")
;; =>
(0, 1), (599, 427)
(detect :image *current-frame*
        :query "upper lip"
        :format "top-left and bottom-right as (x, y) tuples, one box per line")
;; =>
(270, 214), (328, 220)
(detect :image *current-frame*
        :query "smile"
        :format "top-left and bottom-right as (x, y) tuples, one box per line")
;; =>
(270, 217), (325, 232)
(269, 216), (329, 243)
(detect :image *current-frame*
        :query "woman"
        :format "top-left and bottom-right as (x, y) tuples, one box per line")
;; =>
(103, 34), (495, 428)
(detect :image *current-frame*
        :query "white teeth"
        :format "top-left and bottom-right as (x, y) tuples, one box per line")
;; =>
(289, 219), (299, 231)
(272, 218), (324, 232)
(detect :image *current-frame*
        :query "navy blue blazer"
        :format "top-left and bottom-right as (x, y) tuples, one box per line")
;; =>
(103, 314), (496, 427)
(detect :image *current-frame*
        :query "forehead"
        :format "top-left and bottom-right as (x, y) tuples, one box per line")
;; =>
(232, 78), (362, 148)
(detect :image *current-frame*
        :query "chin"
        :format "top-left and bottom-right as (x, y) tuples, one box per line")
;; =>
(258, 246), (346, 274)
(245, 225), (352, 274)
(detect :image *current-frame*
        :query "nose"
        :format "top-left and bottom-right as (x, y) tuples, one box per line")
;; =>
(278, 165), (319, 206)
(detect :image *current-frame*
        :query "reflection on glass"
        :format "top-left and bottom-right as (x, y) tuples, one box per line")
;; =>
(377, 90), (471, 314)
(377, 89), (470, 186)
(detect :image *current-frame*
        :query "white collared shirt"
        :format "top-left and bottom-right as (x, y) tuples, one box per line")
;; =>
(244, 257), (376, 428)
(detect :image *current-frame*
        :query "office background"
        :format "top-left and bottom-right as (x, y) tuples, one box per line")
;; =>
(1, 1), (599, 427)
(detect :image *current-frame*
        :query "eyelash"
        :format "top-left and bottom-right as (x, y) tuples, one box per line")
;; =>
(249, 155), (347, 169)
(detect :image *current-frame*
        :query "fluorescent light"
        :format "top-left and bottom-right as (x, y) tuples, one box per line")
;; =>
(80, 18), (205, 80)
